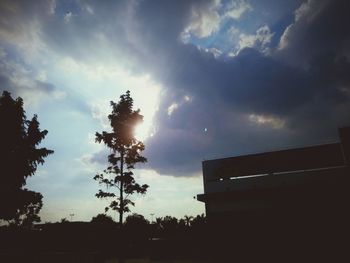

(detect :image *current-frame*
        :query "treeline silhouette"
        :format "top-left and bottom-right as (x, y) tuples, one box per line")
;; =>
(2, 210), (346, 262)
(0, 213), (208, 262)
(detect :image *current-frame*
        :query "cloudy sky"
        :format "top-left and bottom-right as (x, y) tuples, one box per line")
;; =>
(1, 0), (350, 222)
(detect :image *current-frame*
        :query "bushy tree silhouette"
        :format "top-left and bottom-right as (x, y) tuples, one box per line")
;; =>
(125, 213), (150, 240)
(125, 213), (149, 227)
(94, 91), (148, 225)
(91, 213), (115, 225)
(0, 91), (53, 226)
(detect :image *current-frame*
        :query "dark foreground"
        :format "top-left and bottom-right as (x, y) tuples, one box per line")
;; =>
(1, 218), (348, 263)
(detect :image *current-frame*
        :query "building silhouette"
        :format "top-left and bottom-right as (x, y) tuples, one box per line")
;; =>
(197, 127), (349, 228)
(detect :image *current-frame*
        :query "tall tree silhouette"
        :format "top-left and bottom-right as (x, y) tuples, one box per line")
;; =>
(94, 91), (148, 225)
(0, 91), (53, 225)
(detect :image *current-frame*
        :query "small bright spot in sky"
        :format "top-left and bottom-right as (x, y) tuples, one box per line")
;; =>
(184, 95), (191, 102)
(204, 128), (208, 132)
(167, 103), (178, 116)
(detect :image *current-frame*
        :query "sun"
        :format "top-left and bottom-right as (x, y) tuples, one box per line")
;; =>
(134, 115), (156, 142)
(134, 122), (149, 141)
(126, 76), (160, 142)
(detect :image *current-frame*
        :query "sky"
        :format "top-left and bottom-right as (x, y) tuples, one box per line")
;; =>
(1, 0), (350, 222)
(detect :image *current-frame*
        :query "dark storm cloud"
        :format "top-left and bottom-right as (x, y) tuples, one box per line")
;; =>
(141, 0), (350, 175)
(274, 0), (350, 134)
(277, 0), (350, 67)
(157, 46), (313, 116)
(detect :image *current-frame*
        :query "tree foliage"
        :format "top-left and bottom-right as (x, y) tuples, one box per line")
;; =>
(91, 213), (115, 225)
(0, 91), (53, 225)
(125, 213), (149, 226)
(94, 91), (148, 224)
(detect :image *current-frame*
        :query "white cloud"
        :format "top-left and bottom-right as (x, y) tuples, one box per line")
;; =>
(167, 102), (178, 116)
(182, 0), (221, 38)
(197, 46), (223, 58)
(248, 114), (285, 129)
(228, 26), (240, 38)
(0, 53), (64, 107)
(167, 94), (194, 116)
(181, 0), (253, 40)
(208, 47), (223, 58)
(237, 25), (274, 53)
(36, 70), (47, 81)
(224, 0), (252, 20)
(64, 12), (72, 23)
(294, 1), (311, 21)
(89, 100), (110, 129)
(85, 5), (94, 15)
(228, 25), (273, 56)
(278, 24), (293, 50)
(0, 1), (51, 61)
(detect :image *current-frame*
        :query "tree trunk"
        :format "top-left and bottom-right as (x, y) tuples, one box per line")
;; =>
(118, 150), (125, 263)
(119, 150), (124, 225)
